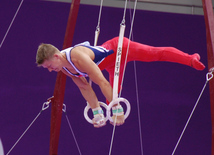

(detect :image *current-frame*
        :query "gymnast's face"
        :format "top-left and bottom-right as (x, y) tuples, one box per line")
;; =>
(42, 54), (62, 72)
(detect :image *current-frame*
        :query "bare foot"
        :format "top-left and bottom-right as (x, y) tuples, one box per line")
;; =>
(191, 53), (205, 70)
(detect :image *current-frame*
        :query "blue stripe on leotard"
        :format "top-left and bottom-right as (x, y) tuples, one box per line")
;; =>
(84, 45), (114, 64)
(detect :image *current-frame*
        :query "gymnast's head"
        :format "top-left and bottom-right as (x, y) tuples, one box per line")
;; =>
(36, 43), (62, 72)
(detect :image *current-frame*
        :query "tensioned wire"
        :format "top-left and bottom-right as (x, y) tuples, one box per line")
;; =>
(128, 3), (144, 155)
(96, 0), (103, 32)
(89, 0), (103, 86)
(62, 104), (82, 155)
(6, 100), (50, 155)
(108, 0), (138, 155)
(171, 71), (213, 155)
(0, 0), (24, 49)
(87, 0), (142, 154)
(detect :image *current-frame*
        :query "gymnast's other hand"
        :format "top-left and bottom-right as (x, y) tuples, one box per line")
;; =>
(110, 104), (125, 126)
(92, 114), (106, 128)
(110, 114), (125, 126)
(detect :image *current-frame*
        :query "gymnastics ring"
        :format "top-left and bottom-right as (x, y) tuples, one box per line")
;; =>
(84, 101), (108, 124)
(107, 97), (131, 123)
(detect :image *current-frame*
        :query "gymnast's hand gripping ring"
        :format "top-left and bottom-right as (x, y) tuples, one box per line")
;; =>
(84, 101), (108, 124)
(107, 97), (131, 123)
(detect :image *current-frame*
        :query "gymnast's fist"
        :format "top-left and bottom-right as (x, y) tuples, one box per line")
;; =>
(110, 104), (125, 126)
(110, 114), (125, 126)
(92, 113), (106, 128)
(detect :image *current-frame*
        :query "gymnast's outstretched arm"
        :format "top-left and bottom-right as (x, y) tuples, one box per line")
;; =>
(70, 47), (125, 126)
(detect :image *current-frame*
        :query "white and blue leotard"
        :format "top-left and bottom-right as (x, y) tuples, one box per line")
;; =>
(61, 41), (114, 77)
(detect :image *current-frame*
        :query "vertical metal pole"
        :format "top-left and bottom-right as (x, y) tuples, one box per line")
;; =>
(49, 0), (80, 154)
(201, 0), (214, 154)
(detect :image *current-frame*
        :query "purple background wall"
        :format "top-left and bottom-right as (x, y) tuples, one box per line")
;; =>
(0, 0), (211, 154)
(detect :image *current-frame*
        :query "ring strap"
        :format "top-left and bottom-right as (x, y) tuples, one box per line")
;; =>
(112, 105), (124, 116)
(92, 107), (104, 115)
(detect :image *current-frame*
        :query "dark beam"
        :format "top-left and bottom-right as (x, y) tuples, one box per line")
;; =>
(49, 0), (80, 154)
(201, 0), (214, 154)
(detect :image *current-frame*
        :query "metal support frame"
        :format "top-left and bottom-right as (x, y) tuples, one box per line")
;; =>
(202, 0), (214, 154)
(49, 0), (80, 154)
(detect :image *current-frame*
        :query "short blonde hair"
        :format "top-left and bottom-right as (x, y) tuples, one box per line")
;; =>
(36, 43), (60, 66)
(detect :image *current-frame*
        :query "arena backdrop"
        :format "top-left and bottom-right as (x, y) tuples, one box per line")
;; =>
(0, 0), (211, 154)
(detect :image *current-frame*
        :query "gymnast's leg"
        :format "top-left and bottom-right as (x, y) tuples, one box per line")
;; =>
(98, 37), (205, 99)
(122, 37), (205, 70)
(100, 37), (205, 71)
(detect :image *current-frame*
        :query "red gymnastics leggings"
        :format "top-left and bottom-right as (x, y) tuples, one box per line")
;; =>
(98, 37), (205, 94)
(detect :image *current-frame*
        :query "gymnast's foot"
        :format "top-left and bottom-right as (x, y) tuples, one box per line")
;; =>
(191, 53), (205, 70)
